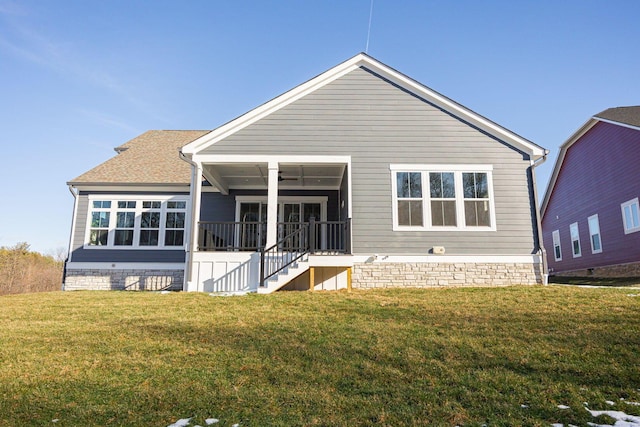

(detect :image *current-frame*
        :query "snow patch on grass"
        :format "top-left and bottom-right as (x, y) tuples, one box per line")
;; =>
(167, 418), (192, 427)
(585, 408), (640, 426)
(167, 417), (228, 427)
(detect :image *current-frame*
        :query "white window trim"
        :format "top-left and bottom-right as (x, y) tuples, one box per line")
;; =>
(552, 229), (562, 261)
(390, 164), (496, 232)
(621, 197), (640, 234)
(84, 195), (190, 250)
(570, 222), (581, 258)
(588, 214), (603, 254)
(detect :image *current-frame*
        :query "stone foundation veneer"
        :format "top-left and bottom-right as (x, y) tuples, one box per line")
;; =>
(64, 269), (184, 291)
(553, 261), (640, 279)
(351, 261), (543, 288)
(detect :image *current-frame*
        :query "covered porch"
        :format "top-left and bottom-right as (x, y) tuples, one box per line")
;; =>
(186, 155), (353, 293)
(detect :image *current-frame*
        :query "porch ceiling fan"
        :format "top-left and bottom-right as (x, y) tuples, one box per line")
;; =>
(278, 171), (298, 182)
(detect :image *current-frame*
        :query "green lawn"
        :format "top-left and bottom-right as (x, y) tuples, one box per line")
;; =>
(0, 286), (639, 426)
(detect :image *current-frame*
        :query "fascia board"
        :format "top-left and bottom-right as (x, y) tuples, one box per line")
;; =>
(594, 117), (640, 132)
(540, 118), (598, 217)
(68, 183), (190, 193)
(182, 52), (544, 158)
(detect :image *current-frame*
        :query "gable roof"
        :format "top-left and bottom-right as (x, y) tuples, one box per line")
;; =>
(69, 130), (209, 186)
(181, 52), (546, 158)
(541, 105), (640, 217)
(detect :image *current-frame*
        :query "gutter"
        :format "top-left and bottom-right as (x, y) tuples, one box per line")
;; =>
(64, 185), (80, 290)
(530, 150), (550, 285)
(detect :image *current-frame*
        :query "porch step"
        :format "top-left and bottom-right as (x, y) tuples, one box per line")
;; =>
(257, 258), (311, 294)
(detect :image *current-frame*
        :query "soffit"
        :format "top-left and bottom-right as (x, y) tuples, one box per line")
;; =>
(204, 163), (345, 190)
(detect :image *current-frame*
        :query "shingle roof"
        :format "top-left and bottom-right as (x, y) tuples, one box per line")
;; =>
(69, 130), (210, 185)
(594, 106), (640, 128)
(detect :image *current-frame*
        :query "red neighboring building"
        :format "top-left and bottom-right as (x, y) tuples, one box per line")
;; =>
(541, 106), (640, 277)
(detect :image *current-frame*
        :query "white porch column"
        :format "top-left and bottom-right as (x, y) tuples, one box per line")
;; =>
(191, 162), (203, 254)
(186, 161), (203, 292)
(266, 161), (279, 247)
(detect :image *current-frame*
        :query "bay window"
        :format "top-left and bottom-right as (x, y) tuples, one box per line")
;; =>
(391, 165), (495, 231)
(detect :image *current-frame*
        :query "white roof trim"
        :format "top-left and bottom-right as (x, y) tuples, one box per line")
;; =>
(182, 53), (544, 158)
(594, 117), (640, 132)
(69, 184), (190, 193)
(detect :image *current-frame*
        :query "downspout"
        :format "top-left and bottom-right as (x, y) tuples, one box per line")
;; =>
(64, 185), (79, 291)
(530, 150), (550, 285)
(179, 151), (199, 292)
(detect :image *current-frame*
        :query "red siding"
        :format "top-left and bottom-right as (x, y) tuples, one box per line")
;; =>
(542, 121), (640, 273)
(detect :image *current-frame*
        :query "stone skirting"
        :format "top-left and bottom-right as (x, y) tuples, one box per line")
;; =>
(351, 261), (543, 288)
(553, 261), (640, 279)
(64, 269), (184, 291)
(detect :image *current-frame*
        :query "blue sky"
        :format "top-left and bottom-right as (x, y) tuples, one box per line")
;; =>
(1, 0), (639, 255)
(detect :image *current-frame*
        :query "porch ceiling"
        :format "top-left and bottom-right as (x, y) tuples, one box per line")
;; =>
(203, 163), (346, 190)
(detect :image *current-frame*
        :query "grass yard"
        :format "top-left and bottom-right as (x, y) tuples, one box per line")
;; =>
(0, 286), (639, 426)
(550, 275), (640, 287)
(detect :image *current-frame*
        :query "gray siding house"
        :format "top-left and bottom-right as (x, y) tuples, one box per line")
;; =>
(65, 53), (548, 292)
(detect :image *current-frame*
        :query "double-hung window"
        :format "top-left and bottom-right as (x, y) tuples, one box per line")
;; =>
(89, 201), (111, 246)
(396, 172), (424, 227)
(85, 196), (188, 249)
(140, 201), (161, 246)
(621, 198), (640, 234)
(587, 214), (602, 254)
(570, 222), (581, 258)
(114, 201), (136, 246)
(552, 230), (562, 261)
(391, 165), (495, 231)
(429, 172), (456, 226)
(463, 172), (491, 227)
(165, 201), (187, 246)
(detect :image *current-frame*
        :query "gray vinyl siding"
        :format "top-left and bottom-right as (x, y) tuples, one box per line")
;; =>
(70, 192), (187, 263)
(203, 67), (537, 255)
(200, 192), (237, 222)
